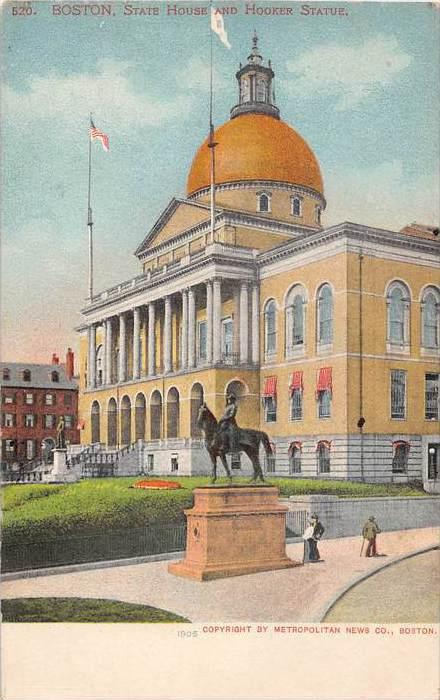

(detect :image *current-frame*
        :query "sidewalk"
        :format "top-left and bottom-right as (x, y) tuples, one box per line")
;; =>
(2, 527), (439, 622)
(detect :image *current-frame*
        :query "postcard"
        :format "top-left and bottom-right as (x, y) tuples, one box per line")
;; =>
(1, 0), (439, 698)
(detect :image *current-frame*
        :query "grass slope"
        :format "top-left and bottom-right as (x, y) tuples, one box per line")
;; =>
(2, 597), (190, 623)
(2, 476), (425, 546)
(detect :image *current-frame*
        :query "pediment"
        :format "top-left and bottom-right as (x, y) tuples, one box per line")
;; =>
(135, 198), (210, 257)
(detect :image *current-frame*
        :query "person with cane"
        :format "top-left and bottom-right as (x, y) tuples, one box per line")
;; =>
(361, 515), (381, 557)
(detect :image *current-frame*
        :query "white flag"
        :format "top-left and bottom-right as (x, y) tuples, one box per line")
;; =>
(211, 7), (231, 49)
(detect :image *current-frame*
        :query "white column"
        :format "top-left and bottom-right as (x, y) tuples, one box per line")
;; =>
(133, 307), (141, 380)
(206, 281), (213, 365)
(118, 313), (126, 383)
(188, 287), (196, 368)
(251, 283), (260, 365)
(88, 323), (96, 389)
(101, 320), (107, 386)
(233, 286), (241, 358)
(181, 289), (188, 369)
(240, 282), (249, 364)
(212, 278), (222, 364)
(164, 296), (172, 373)
(148, 301), (156, 376)
(105, 318), (113, 384)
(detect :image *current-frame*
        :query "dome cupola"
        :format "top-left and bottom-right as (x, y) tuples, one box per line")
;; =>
(230, 31), (280, 120)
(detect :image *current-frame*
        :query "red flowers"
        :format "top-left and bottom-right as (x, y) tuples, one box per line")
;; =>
(132, 480), (182, 490)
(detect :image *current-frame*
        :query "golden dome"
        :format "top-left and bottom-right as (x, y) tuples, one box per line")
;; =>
(187, 113), (324, 197)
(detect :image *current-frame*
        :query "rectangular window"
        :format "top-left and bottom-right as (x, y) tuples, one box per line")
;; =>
(4, 413), (15, 427)
(392, 444), (409, 473)
(147, 454), (154, 471)
(44, 414), (55, 428)
(45, 393), (55, 406)
(265, 451), (276, 473)
(290, 389), (303, 420)
(25, 392), (34, 405)
(428, 444), (439, 480)
(3, 395), (14, 404)
(222, 318), (234, 358)
(425, 373), (439, 420)
(5, 439), (16, 453)
(318, 390), (331, 419)
(64, 415), (73, 429)
(64, 393), (72, 407)
(198, 321), (207, 362)
(391, 370), (406, 419)
(26, 439), (35, 460)
(289, 449), (301, 474)
(231, 453), (241, 470)
(264, 396), (277, 423)
(25, 414), (35, 428)
(171, 455), (179, 472)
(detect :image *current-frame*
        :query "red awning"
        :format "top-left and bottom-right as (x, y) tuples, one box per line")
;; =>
(289, 371), (303, 392)
(316, 367), (332, 392)
(288, 441), (302, 454)
(316, 440), (332, 451)
(392, 440), (410, 451)
(263, 376), (277, 397)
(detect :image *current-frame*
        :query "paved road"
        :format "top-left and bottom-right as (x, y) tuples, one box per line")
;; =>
(324, 548), (440, 623)
(2, 527), (438, 622)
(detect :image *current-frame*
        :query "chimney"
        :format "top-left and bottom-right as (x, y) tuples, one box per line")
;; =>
(66, 348), (74, 380)
(52, 353), (59, 365)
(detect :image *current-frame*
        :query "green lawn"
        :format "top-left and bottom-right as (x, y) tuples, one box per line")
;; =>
(2, 476), (426, 547)
(2, 597), (190, 623)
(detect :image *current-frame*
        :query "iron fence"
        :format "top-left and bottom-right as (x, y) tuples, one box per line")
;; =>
(285, 510), (308, 538)
(2, 523), (187, 573)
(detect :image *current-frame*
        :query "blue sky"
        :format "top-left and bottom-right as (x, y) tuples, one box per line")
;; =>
(1, 1), (439, 362)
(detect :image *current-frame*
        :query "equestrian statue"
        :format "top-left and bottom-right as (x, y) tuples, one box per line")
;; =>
(197, 394), (273, 483)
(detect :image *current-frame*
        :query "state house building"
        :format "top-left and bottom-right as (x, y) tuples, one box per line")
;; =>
(78, 36), (440, 485)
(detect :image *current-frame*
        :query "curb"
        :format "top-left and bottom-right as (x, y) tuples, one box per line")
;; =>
(1, 550), (184, 582)
(315, 544), (440, 623)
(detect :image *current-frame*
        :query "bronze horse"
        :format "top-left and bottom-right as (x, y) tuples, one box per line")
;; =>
(197, 403), (272, 483)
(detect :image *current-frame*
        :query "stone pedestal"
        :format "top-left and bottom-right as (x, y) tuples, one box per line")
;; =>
(44, 449), (80, 483)
(168, 486), (299, 581)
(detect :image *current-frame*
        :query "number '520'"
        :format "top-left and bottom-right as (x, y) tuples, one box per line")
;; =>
(12, 6), (35, 15)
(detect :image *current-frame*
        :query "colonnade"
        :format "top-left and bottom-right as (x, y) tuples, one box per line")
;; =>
(86, 279), (260, 389)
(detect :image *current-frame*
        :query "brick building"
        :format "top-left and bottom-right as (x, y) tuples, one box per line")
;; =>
(0, 350), (79, 467)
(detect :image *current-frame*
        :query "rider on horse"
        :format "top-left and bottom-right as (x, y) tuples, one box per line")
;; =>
(217, 394), (239, 453)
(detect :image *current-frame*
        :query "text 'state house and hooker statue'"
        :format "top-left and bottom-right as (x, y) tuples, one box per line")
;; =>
(77, 34), (440, 489)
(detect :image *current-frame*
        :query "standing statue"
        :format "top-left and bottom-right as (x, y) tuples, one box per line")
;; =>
(197, 396), (272, 483)
(56, 416), (66, 449)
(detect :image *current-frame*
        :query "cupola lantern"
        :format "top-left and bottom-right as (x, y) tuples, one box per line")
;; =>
(230, 32), (280, 120)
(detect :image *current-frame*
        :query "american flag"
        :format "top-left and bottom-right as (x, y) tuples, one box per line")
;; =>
(90, 120), (109, 152)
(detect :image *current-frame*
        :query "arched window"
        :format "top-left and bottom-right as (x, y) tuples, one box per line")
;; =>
(51, 371), (59, 383)
(317, 284), (333, 346)
(120, 395), (132, 446)
(291, 196), (302, 217)
(386, 281), (410, 347)
(257, 192), (271, 213)
(190, 383), (204, 437)
(286, 286), (306, 355)
(317, 440), (331, 474)
(288, 442), (302, 474)
(135, 393), (146, 441)
(264, 442), (276, 473)
(421, 288), (440, 349)
(166, 387), (180, 439)
(392, 440), (409, 474)
(150, 390), (163, 440)
(315, 205), (321, 225)
(91, 401), (100, 444)
(107, 398), (117, 447)
(95, 345), (104, 386)
(264, 299), (277, 357)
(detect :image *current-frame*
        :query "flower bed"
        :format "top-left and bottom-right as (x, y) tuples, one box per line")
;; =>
(132, 480), (182, 490)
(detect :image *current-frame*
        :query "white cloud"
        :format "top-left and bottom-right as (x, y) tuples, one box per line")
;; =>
(3, 59), (192, 130)
(285, 35), (412, 110)
(175, 56), (230, 92)
(323, 159), (440, 230)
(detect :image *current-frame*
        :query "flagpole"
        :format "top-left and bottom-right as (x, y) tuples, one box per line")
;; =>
(208, 3), (217, 244)
(87, 113), (94, 300)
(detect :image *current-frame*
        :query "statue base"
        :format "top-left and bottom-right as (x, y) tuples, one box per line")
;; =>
(44, 449), (81, 483)
(168, 486), (299, 581)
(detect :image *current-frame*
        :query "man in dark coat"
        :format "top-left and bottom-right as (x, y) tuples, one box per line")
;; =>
(304, 513), (325, 562)
(362, 516), (381, 557)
